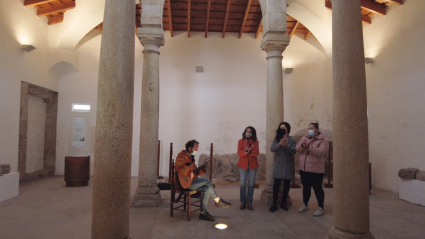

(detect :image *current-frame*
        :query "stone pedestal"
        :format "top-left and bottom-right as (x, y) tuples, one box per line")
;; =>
(91, 0), (135, 238)
(328, 0), (374, 238)
(132, 37), (164, 208)
(259, 32), (290, 204)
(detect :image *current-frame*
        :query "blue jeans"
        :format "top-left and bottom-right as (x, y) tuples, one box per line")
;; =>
(188, 178), (218, 212)
(239, 167), (257, 205)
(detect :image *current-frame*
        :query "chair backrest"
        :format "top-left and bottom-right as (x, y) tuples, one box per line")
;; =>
(170, 159), (175, 201)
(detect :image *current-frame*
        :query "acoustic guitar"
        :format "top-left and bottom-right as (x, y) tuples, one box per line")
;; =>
(178, 160), (210, 189)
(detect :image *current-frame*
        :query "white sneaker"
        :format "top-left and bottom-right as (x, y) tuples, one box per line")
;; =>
(313, 207), (324, 217)
(298, 204), (308, 213)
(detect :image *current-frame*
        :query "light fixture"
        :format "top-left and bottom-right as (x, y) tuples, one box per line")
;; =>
(215, 223), (227, 230)
(72, 103), (91, 112)
(284, 68), (294, 74)
(365, 58), (374, 64)
(22, 44), (36, 52)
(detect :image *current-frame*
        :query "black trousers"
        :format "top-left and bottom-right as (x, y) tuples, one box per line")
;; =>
(272, 178), (291, 205)
(299, 170), (325, 209)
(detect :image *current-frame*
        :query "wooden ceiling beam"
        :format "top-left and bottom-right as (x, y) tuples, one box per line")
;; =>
(255, 19), (262, 39)
(325, 0), (332, 10)
(24, 0), (56, 7)
(47, 13), (64, 25)
(304, 31), (311, 40)
(188, 0), (191, 38)
(166, 0), (174, 37)
(289, 21), (300, 38)
(222, 0), (231, 38)
(37, 1), (76, 17)
(360, 0), (386, 16)
(239, 0), (253, 38)
(205, 0), (212, 38)
(362, 14), (371, 25)
(388, 0), (403, 6)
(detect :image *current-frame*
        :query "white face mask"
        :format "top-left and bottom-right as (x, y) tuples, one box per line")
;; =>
(191, 151), (198, 156)
(308, 130), (315, 137)
(246, 132), (252, 138)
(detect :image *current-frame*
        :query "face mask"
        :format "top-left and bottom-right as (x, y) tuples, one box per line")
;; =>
(246, 132), (252, 138)
(279, 129), (286, 135)
(191, 151), (198, 156)
(308, 130), (315, 137)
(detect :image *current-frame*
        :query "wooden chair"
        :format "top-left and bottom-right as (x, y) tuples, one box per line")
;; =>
(170, 159), (203, 221)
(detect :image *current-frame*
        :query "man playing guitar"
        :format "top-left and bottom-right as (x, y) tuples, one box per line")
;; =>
(175, 140), (232, 221)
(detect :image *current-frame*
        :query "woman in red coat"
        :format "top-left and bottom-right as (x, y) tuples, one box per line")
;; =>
(237, 126), (259, 210)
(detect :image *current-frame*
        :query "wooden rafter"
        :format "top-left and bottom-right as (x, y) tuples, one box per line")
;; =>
(167, 0), (174, 37)
(24, 0), (56, 7)
(37, 1), (76, 17)
(222, 0), (231, 38)
(289, 21), (300, 38)
(255, 19), (263, 39)
(188, 0), (191, 38)
(388, 0), (403, 6)
(362, 14), (371, 25)
(304, 31), (311, 40)
(205, 0), (212, 38)
(47, 12), (64, 25)
(239, 0), (253, 38)
(360, 0), (386, 16)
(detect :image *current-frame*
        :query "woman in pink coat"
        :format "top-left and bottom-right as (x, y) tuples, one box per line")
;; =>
(295, 122), (329, 217)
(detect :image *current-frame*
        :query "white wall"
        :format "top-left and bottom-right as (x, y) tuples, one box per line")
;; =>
(26, 95), (46, 173)
(55, 29), (332, 178)
(0, 0), (58, 172)
(363, 1), (425, 192)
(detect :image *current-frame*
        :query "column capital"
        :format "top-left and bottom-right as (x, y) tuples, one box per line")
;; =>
(260, 33), (290, 55)
(138, 34), (164, 55)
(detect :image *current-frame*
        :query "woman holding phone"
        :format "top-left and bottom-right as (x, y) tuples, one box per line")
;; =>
(269, 122), (297, 212)
(237, 126), (259, 210)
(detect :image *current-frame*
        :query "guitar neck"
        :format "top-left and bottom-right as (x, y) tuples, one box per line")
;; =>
(193, 162), (208, 175)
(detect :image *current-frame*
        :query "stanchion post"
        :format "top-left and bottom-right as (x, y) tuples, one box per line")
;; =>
(290, 155), (301, 188)
(168, 142), (173, 183)
(209, 143), (213, 181)
(324, 144), (333, 188)
(157, 140), (163, 179)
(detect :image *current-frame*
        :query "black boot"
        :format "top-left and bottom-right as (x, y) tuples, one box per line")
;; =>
(281, 203), (289, 211)
(199, 210), (215, 221)
(269, 204), (278, 212)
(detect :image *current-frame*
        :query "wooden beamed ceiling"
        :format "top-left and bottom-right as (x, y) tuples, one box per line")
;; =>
(325, 0), (405, 25)
(159, 0), (311, 40)
(24, 0), (76, 25)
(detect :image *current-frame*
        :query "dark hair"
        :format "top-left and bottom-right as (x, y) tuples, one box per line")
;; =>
(309, 122), (319, 129)
(275, 122), (291, 141)
(242, 126), (257, 142)
(185, 139), (199, 151)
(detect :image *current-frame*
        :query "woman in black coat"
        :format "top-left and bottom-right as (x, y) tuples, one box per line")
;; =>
(269, 122), (297, 212)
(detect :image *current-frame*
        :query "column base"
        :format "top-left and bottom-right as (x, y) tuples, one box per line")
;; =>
(132, 186), (161, 207)
(260, 185), (292, 206)
(327, 226), (374, 239)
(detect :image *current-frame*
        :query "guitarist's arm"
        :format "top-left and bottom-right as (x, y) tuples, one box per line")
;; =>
(175, 155), (193, 178)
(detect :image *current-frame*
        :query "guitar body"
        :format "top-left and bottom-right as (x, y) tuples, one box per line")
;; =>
(178, 163), (197, 189)
(177, 160), (209, 189)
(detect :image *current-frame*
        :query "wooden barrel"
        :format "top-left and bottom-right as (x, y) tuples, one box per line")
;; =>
(65, 156), (90, 187)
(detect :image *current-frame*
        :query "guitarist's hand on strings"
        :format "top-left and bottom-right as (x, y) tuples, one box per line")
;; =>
(189, 172), (194, 179)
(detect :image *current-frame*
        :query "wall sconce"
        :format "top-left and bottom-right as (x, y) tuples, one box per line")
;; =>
(365, 58), (374, 64)
(22, 44), (36, 52)
(284, 68), (294, 74)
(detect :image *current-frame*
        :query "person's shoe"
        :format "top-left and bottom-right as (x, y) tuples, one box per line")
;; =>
(239, 203), (246, 210)
(215, 198), (231, 209)
(247, 204), (253, 210)
(313, 207), (324, 217)
(281, 203), (289, 211)
(269, 204), (278, 212)
(199, 210), (215, 221)
(298, 204), (308, 213)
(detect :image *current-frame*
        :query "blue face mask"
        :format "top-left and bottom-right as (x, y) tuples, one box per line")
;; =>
(308, 130), (315, 137)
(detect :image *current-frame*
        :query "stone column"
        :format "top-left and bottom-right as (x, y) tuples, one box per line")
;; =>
(328, 1), (373, 238)
(91, 0), (135, 238)
(132, 36), (164, 207)
(260, 33), (290, 205)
